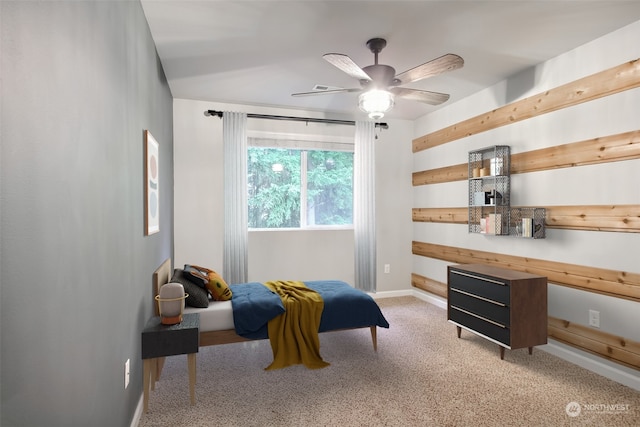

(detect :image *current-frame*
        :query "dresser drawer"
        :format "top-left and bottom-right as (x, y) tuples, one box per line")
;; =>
(449, 306), (510, 346)
(449, 269), (510, 305)
(448, 288), (510, 326)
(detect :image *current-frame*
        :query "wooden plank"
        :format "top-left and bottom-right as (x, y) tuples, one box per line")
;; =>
(549, 316), (640, 370)
(412, 164), (467, 186)
(153, 258), (173, 316)
(549, 317), (640, 357)
(199, 329), (249, 347)
(412, 207), (468, 224)
(199, 327), (379, 349)
(412, 129), (640, 187)
(412, 241), (640, 301)
(413, 59), (640, 152)
(545, 205), (640, 232)
(411, 273), (447, 298)
(511, 130), (640, 173)
(412, 205), (640, 233)
(414, 241), (640, 290)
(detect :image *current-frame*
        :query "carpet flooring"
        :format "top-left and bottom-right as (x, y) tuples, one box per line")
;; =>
(138, 296), (639, 426)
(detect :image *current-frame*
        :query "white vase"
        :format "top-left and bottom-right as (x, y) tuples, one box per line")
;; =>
(157, 282), (186, 325)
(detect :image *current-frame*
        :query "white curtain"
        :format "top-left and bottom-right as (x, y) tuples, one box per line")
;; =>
(354, 121), (376, 292)
(222, 111), (248, 284)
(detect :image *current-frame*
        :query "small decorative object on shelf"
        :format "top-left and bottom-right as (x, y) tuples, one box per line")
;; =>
(155, 283), (188, 325)
(510, 207), (546, 239)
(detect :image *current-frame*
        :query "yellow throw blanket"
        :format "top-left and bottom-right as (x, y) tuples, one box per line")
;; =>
(263, 281), (330, 370)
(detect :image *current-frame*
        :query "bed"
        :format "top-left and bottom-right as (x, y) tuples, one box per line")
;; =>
(152, 259), (390, 352)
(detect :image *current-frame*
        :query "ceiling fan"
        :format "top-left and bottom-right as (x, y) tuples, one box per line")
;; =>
(292, 38), (464, 119)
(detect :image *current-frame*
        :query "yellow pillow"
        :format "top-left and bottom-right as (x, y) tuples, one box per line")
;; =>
(206, 270), (232, 301)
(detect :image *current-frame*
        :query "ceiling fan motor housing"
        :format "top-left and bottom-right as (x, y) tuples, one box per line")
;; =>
(361, 64), (397, 89)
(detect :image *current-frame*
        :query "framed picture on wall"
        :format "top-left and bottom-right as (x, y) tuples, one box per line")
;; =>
(144, 130), (160, 235)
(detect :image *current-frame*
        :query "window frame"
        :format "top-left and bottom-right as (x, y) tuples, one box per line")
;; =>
(247, 136), (355, 231)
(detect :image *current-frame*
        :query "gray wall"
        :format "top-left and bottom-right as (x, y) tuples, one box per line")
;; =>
(1, 2), (173, 426)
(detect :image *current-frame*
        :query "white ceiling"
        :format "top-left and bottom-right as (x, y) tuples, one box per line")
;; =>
(141, 1), (640, 121)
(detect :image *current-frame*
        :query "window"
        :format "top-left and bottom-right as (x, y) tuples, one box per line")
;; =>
(248, 146), (353, 229)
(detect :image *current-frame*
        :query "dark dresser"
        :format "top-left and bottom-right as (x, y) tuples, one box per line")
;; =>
(447, 263), (547, 359)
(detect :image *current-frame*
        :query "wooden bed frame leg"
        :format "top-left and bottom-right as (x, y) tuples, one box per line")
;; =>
(188, 353), (196, 406)
(155, 356), (166, 382)
(150, 358), (156, 391)
(370, 326), (377, 351)
(143, 359), (151, 413)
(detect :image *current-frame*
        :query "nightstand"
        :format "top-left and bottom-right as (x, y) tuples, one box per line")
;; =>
(141, 313), (199, 412)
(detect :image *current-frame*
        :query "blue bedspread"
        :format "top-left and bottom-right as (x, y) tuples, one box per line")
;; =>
(230, 280), (389, 340)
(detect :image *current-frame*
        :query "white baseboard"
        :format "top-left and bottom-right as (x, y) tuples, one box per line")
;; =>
(130, 393), (143, 427)
(541, 340), (640, 392)
(410, 289), (447, 309)
(372, 288), (447, 309)
(369, 289), (414, 299)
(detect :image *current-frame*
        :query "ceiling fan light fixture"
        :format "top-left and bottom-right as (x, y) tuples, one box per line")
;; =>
(358, 89), (394, 120)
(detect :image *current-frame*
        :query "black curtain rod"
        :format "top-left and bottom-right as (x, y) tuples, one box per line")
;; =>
(204, 110), (389, 129)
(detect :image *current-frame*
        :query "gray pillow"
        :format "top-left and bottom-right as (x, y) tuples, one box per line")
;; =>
(170, 268), (210, 308)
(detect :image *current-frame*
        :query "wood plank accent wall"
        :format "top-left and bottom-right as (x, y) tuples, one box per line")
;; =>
(549, 316), (640, 370)
(412, 129), (640, 233)
(412, 207), (468, 225)
(411, 59), (640, 370)
(545, 205), (640, 232)
(411, 273), (447, 298)
(413, 163), (467, 186)
(412, 241), (640, 301)
(412, 205), (640, 233)
(412, 59), (640, 152)
(413, 129), (640, 186)
(511, 130), (640, 173)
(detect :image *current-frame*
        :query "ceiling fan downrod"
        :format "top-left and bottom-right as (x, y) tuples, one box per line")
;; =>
(366, 38), (387, 65)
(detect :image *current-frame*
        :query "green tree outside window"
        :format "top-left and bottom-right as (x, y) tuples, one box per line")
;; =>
(248, 147), (353, 229)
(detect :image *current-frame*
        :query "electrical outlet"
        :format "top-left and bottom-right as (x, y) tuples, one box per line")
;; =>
(124, 359), (130, 389)
(384, 264), (390, 274)
(589, 309), (600, 328)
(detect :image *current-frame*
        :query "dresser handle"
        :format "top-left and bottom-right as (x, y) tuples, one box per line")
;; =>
(451, 305), (507, 328)
(450, 288), (506, 306)
(451, 270), (506, 286)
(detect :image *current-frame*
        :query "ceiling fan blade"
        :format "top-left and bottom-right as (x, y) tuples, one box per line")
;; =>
(291, 87), (362, 97)
(394, 54), (464, 85)
(323, 53), (372, 81)
(390, 87), (450, 105)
